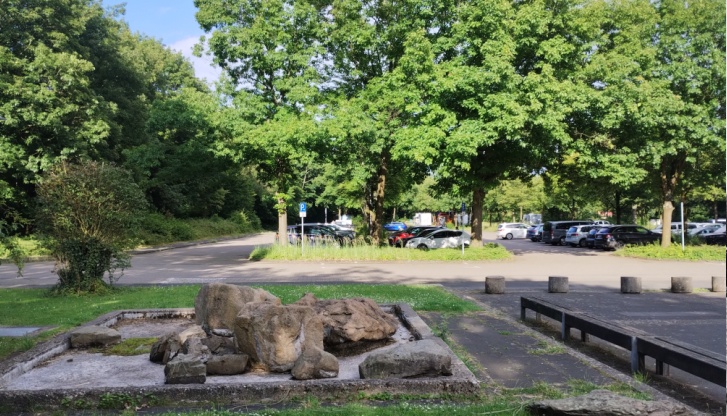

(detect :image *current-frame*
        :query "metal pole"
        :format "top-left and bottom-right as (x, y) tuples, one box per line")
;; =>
(680, 202), (685, 251)
(301, 217), (305, 256)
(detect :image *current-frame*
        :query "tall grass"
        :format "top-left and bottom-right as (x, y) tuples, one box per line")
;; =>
(250, 243), (511, 262)
(616, 243), (725, 261)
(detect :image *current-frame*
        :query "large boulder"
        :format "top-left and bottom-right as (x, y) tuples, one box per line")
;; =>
(291, 346), (339, 380)
(526, 389), (693, 416)
(295, 294), (398, 355)
(234, 302), (324, 372)
(195, 283), (280, 333)
(70, 326), (121, 348)
(359, 339), (452, 379)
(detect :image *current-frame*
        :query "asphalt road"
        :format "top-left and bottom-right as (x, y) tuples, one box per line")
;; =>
(1, 231), (723, 291)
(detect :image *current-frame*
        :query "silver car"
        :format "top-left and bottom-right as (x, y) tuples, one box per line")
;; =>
(565, 225), (599, 248)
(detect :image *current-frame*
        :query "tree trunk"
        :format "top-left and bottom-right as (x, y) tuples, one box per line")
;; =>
(661, 201), (674, 247)
(471, 187), (484, 246)
(369, 150), (389, 246)
(277, 195), (288, 245)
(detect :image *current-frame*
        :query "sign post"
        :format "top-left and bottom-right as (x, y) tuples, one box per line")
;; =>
(299, 202), (307, 256)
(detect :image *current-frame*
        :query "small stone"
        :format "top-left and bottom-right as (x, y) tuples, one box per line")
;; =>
(206, 354), (249, 375)
(164, 354), (206, 384)
(70, 326), (121, 348)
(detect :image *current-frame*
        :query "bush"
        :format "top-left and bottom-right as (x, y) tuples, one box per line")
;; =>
(36, 161), (147, 293)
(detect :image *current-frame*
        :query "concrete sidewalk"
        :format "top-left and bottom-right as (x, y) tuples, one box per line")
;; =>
(432, 283), (725, 415)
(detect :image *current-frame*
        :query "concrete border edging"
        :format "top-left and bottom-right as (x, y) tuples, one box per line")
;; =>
(0, 306), (478, 413)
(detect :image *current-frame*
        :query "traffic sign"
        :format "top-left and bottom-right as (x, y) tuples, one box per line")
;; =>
(299, 202), (307, 218)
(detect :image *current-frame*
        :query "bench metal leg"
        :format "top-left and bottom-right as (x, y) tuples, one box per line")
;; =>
(580, 331), (588, 342)
(521, 306), (526, 321)
(655, 361), (670, 376)
(630, 336), (640, 373)
(561, 316), (568, 340)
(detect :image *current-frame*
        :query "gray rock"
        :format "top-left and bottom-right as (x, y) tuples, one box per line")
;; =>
(150, 326), (206, 364)
(527, 389), (693, 416)
(201, 333), (237, 355)
(206, 354), (249, 375)
(195, 283), (280, 333)
(164, 354), (206, 384)
(70, 325), (121, 348)
(359, 339), (452, 379)
(295, 294), (398, 355)
(234, 302), (324, 372)
(291, 346), (339, 380)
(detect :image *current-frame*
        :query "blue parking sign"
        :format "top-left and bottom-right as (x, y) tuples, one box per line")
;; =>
(299, 202), (307, 217)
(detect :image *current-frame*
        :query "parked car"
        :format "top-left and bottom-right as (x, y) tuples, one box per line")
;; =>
(565, 225), (599, 248)
(584, 226), (602, 248)
(496, 223), (529, 240)
(314, 222), (355, 240)
(688, 223), (722, 236)
(592, 220), (611, 226)
(287, 224), (350, 246)
(405, 229), (471, 250)
(542, 220), (593, 245)
(652, 222), (700, 234)
(383, 221), (407, 232)
(702, 229), (726, 245)
(388, 226), (441, 247)
(526, 225), (543, 241)
(593, 225), (660, 250)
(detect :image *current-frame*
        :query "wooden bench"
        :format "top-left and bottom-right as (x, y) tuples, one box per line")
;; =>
(520, 296), (726, 387)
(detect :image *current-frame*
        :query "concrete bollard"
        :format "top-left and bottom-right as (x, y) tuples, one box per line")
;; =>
(485, 276), (506, 294)
(620, 276), (642, 294)
(671, 276), (693, 293)
(711, 276), (726, 293)
(548, 276), (569, 293)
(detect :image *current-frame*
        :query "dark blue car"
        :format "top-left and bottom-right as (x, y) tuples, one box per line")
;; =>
(383, 222), (407, 232)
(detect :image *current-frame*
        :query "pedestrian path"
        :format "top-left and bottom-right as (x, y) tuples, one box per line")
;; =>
(436, 284), (725, 414)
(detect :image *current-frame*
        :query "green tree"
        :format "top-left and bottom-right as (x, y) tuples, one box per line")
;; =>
(578, 0), (725, 246)
(35, 161), (146, 293)
(195, 0), (326, 244)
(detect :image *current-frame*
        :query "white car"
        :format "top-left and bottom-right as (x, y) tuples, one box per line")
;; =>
(496, 223), (529, 240)
(406, 229), (471, 250)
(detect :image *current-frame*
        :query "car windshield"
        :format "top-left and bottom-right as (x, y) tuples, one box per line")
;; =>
(567, 226), (577, 233)
(417, 229), (438, 238)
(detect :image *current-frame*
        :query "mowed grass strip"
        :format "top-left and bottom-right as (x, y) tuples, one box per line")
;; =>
(250, 243), (511, 262)
(615, 243), (724, 261)
(0, 284), (477, 360)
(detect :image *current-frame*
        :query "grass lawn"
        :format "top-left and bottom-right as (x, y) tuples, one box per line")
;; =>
(250, 243), (511, 261)
(615, 243), (725, 261)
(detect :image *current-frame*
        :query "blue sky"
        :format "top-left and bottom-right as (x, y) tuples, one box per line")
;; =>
(102, 0), (221, 83)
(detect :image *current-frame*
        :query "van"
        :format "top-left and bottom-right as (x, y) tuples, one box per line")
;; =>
(542, 220), (593, 245)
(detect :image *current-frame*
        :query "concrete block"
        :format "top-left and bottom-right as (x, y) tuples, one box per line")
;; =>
(548, 276), (569, 293)
(711, 276), (726, 293)
(671, 276), (693, 293)
(620, 276), (642, 294)
(485, 276), (506, 294)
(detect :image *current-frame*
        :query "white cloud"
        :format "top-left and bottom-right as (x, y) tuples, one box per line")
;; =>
(169, 36), (223, 85)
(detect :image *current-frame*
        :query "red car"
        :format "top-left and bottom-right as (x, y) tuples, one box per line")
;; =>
(389, 226), (442, 247)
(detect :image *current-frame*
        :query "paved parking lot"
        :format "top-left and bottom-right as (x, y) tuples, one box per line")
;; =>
(0, 232), (723, 291)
